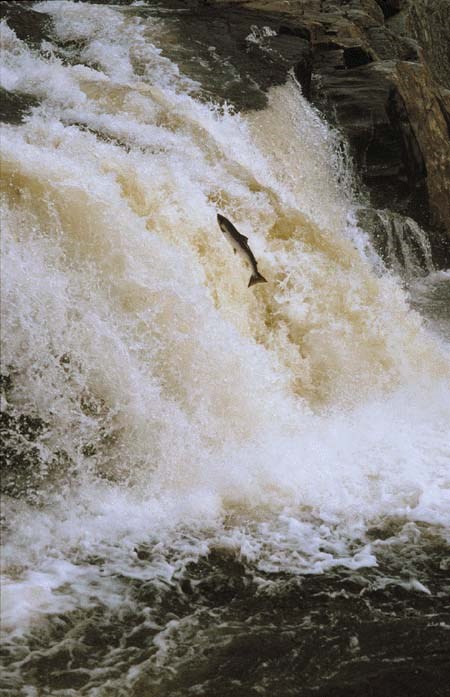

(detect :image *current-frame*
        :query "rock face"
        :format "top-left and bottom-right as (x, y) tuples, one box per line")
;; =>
(277, 0), (450, 256)
(310, 53), (450, 237)
(388, 0), (450, 87)
(392, 61), (450, 237)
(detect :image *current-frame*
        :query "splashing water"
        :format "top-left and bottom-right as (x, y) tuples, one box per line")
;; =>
(1, 2), (449, 694)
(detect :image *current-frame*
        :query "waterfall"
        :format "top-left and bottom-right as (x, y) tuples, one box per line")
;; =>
(1, 2), (449, 694)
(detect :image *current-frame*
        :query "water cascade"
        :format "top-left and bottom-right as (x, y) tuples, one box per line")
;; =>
(1, 2), (449, 694)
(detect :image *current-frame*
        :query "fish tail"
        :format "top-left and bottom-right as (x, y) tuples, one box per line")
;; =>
(248, 271), (267, 288)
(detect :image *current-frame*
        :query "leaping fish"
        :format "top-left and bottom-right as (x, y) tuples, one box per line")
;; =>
(217, 213), (267, 288)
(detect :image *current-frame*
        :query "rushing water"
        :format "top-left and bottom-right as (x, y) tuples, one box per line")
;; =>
(1, 2), (450, 695)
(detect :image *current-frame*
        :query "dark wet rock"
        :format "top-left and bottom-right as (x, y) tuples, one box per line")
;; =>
(0, 1), (52, 47)
(0, 370), (74, 502)
(366, 26), (422, 62)
(345, 8), (381, 30)
(0, 87), (40, 125)
(311, 60), (430, 219)
(131, 3), (311, 109)
(0, 400), (47, 500)
(438, 89), (450, 139)
(375, 0), (405, 19)
(278, 24), (311, 41)
(345, 0), (385, 24)
(293, 50), (313, 98)
(392, 61), (450, 235)
(388, 0), (450, 88)
(270, 28), (312, 98)
(386, 81), (426, 186)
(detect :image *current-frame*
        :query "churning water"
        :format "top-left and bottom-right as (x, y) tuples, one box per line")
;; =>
(1, 2), (449, 695)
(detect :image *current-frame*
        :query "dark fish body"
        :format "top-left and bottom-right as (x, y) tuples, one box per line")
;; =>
(217, 214), (267, 288)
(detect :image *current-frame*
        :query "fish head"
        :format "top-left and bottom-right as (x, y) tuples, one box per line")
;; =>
(217, 213), (229, 232)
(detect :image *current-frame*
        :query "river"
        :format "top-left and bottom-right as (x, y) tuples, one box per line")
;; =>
(1, 2), (450, 695)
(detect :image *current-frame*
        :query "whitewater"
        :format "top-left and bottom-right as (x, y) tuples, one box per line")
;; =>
(1, 2), (449, 695)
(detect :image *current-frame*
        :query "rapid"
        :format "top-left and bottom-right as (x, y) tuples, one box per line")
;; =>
(1, 2), (450, 695)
